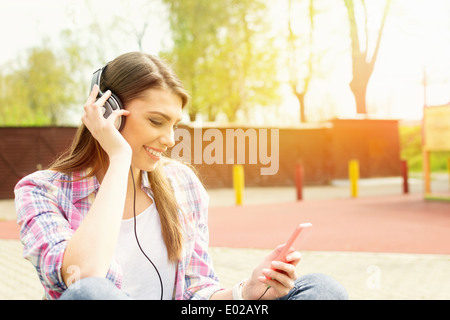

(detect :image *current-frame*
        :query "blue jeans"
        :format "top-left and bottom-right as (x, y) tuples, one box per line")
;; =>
(59, 277), (131, 300)
(278, 273), (348, 300)
(59, 273), (347, 300)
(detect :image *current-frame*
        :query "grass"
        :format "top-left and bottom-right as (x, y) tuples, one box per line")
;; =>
(399, 124), (450, 173)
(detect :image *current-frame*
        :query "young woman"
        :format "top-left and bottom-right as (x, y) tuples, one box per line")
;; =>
(15, 52), (347, 300)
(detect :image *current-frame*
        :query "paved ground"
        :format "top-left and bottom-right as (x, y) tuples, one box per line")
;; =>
(1, 174), (449, 300)
(1, 239), (449, 300)
(208, 193), (450, 254)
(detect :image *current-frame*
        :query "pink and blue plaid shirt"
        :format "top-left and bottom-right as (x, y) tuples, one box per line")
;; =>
(14, 160), (221, 300)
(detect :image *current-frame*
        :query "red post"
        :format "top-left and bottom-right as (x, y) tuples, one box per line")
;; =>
(401, 160), (409, 194)
(295, 164), (304, 201)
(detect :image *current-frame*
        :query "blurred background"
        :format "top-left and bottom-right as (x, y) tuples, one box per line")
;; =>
(1, 0), (449, 122)
(0, 0), (449, 180)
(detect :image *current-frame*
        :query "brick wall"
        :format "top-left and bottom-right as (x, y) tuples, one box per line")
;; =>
(0, 127), (77, 199)
(0, 119), (401, 198)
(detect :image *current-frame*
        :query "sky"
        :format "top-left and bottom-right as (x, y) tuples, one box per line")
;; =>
(0, 0), (449, 124)
(0, 0), (168, 63)
(368, 0), (450, 120)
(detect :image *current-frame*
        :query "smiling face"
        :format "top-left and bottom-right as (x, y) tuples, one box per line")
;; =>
(120, 88), (183, 173)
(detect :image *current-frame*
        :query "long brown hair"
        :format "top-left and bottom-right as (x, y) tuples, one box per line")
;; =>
(50, 52), (189, 262)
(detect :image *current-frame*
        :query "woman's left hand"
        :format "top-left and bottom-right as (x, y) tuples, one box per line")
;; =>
(242, 245), (302, 300)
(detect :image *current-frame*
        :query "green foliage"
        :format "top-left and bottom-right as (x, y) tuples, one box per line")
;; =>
(399, 124), (423, 171)
(399, 124), (450, 172)
(161, 0), (281, 122)
(0, 44), (79, 126)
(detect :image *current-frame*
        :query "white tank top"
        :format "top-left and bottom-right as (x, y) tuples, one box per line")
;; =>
(114, 203), (176, 299)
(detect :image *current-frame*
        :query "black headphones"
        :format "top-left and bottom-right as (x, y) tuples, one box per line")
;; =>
(91, 65), (126, 131)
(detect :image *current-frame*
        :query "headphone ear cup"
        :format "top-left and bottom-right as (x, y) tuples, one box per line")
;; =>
(101, 93), (125, 131)
(108, 92), (125, 132)
(91, 66), (126, 132)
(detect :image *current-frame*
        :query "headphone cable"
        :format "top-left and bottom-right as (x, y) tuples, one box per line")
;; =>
(130, 167), (164, 300)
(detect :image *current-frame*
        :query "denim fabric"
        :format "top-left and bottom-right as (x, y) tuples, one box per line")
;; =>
(59, 273), (347, 300)
(279, 273), (348, 300)
(59, 277), (131, 300)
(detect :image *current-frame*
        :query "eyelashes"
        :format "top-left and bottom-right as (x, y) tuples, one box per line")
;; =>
(149, 118), (178, 130)
(149, 119), (162, 126)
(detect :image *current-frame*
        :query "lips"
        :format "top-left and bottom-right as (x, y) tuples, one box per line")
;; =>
(144, 146), (164, 159)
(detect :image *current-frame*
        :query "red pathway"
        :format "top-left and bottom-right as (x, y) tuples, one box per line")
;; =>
(2, 193), (449, 254)
(208, 193), (450, 255)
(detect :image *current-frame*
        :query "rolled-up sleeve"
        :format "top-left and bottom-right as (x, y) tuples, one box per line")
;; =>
(15, 174), (73, 299)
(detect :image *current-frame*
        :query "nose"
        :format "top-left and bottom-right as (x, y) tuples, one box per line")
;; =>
(159, 127), (176, 148)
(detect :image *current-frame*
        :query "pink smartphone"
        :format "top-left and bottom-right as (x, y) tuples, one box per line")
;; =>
(273, 222), (312, 263)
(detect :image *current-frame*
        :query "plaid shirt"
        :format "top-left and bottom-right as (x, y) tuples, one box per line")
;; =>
(14, 160), (221, 300)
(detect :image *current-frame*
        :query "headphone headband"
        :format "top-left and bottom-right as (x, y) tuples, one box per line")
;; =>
(91, 67), (104, 97)
(90, 65), (125, 131)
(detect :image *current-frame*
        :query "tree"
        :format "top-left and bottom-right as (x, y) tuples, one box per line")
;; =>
(344, 0), (391, 115)
(162, 0), (281, 123)
(113, 0), (162, 52)
(213, 0), (281, 122)
(29, 47), (78, 124)
(287, 0), (316, 123)
(161, 0), (225, 121)
(0, 44), (79, 126)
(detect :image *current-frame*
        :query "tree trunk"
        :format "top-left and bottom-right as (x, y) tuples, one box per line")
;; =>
(294, 91), (306, 123)
(344, 0), (391, 115)
(287, 0), (314, 124)
(349, 56), (372, 114)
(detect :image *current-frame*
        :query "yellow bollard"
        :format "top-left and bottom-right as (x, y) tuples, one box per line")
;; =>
(349, 159), (359, 198)
(233, 165), (245, 205)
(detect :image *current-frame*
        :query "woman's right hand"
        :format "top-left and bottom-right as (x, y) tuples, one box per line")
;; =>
(82, 85), (131, 159)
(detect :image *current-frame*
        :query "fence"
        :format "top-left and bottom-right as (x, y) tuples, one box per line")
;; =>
(0, 119), (401, 199)
(0, 127), (76, 199)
